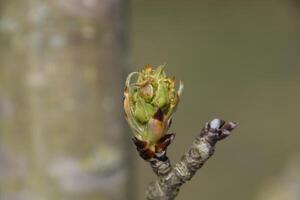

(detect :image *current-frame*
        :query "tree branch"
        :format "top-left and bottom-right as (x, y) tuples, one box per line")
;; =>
(145, 118), (238, 200)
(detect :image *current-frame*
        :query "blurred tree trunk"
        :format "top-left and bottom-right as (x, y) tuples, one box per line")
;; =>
(0, 0), (133, 200)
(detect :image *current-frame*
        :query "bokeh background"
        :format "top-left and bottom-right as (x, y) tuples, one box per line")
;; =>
(0, 0), (299, 200)
(131, 0), (300, 199)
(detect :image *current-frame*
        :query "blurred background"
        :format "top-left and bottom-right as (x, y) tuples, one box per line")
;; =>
(0, 0), (299, 200)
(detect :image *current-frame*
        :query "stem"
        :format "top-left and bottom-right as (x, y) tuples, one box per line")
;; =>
(145, 119), (238, 200)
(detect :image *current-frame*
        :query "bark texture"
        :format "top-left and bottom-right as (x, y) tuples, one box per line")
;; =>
(145, 119), (237, 200)
(0, 0), (131, 200)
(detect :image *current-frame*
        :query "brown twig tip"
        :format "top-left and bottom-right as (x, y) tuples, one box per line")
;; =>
(202, 118), (238, 142)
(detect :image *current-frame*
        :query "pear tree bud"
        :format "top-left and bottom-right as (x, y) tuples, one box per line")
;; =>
(123, 64), (183, 154)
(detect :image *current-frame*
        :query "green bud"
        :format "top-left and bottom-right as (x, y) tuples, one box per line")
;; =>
(139, 84), (154, 102)
(134, 96), (156, 123)
(152, 81), (169, 108)
(123, 64), (183, 149)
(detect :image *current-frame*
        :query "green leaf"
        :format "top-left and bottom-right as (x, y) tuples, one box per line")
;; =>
(134, 97), (157, 123)
(152, 81), (169, 108)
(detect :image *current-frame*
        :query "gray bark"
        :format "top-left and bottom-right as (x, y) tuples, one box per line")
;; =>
(0, 0), (132, 200)
(146, 119), (238, 200)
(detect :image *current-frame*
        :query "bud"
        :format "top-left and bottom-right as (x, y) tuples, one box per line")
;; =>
(124, 64), (183, 158)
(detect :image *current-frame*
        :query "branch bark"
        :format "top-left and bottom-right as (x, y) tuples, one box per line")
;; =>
(145, 118), (238, 200)
(0, 0), (131, 199)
